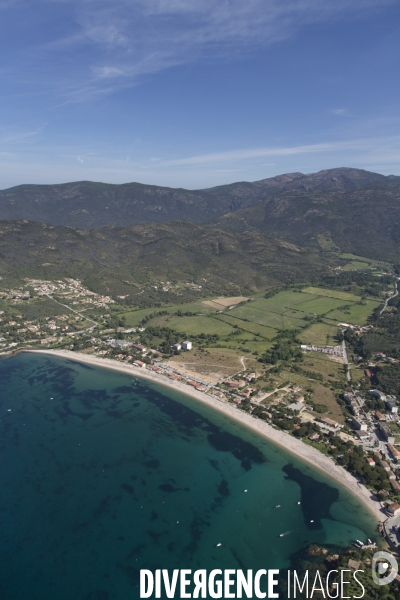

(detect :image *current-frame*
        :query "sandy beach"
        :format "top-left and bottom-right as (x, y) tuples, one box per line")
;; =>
(24, 348), (386, 524)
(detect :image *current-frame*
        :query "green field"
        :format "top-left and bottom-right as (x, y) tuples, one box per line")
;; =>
(147, 314), (234, 336)
(251, 291), (318, 309)
(121, 285), (379, 348)
(213, 313), (277, 339)
(342, 261), (371, 271)
(227, 304), (305, 330)
(122, 301), (217, 326)
(302, 286), (361, 301)
(294, 297), (348, 315)
(325, 298), (381, 325)
(299, 322), (340, 345)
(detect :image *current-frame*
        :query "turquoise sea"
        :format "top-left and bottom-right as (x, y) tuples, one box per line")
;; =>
(0, 353), (377, 599)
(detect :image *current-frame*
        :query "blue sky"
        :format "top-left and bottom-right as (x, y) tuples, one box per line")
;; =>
(1, 0), (400, 189)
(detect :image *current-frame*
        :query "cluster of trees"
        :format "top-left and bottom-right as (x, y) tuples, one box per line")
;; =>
(363, 394), (387, 412)
(139, 310), (169, 325)
(374, 363), (400, 397)
(291, 364), (324, 381)
(333, 440), (391, 491)
(103, 314), (126, 329)
(260, 330), (303, 365)
(345, 283), (400, 359)
(316, 271), (392, 297)
(292, 420), (321, 438)
(137, 325), (220, 354)
(138, 326), (181, 354)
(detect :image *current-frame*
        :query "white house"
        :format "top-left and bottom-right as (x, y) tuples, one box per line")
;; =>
(182, 341), (192, 351)
(370, 389), (387, 401)
(386, 396), (398, 414)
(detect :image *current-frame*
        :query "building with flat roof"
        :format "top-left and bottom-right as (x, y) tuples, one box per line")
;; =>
(386, 397), (398, 413)
(387, 502), (400, 516)
(370, 389), (386, 401)
(379, 423), (395, 444)
(288, 402), (305, 413)
(181, 341), (192, 351)
(351, 418), (368, 431)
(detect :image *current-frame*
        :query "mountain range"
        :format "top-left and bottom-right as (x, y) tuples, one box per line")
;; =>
(0, 220), (329, 299)
(0, 167), (399, 297)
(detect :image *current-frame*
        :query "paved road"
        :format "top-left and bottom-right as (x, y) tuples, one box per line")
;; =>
(45, 294), (98, 328)
(342, 339), (351, 381)
(380, 277), (399, 315)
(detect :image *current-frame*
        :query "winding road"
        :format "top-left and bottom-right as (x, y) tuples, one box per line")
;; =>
(380, 277), (399, 315)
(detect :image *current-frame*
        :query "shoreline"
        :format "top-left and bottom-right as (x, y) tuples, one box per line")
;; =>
(22, 348), (386, 524)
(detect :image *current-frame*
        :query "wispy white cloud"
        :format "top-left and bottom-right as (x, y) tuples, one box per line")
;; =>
(0, 127), (44, 143)
(2, 133), (399, 191)
(2, 0), (396, 102)
(330, 108), (350, 116)
(157, 138), (397, 167)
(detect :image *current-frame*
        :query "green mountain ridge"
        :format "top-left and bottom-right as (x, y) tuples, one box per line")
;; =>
(1, 167), (398, 230)
(211, 183), (400, 262)
(0, 220), (330, 298)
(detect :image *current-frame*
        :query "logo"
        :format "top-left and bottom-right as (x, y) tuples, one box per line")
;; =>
(372, 551), (398, 586)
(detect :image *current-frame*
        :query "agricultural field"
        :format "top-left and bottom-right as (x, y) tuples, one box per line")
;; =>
(324, 298), (381, 326)
(227, 304), (305, 330)
(146, 314), (235, 336)
(301, 286), (361, 301)
(337, 252), (388, 270)
(298, 322), (340, 346)
(251, 290), (318, 309)
(214, 313), (277, 339)
(293, 296), (348, 315)
(342, 260), (371, 271)
(117, 282), (382, 395)
(122, 285), (380, 350)
(201, 296), (248, 310)
(121, 301), (217, 326)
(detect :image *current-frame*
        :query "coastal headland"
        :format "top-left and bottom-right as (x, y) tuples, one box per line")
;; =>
(23, 348), (386, 524)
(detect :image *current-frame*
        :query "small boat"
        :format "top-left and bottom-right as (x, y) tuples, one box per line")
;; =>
(274, 504), (281, 509)
(310, 520), (314, 523)
(279, 531), (290, 538)
(367, 538), (372, 545)
(216, 543), (222, 547)
(297, 501), (301, 505)
(356, 540), (364, 547)
(7, 409), (12, 412)
(243, 489), (248, 493)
